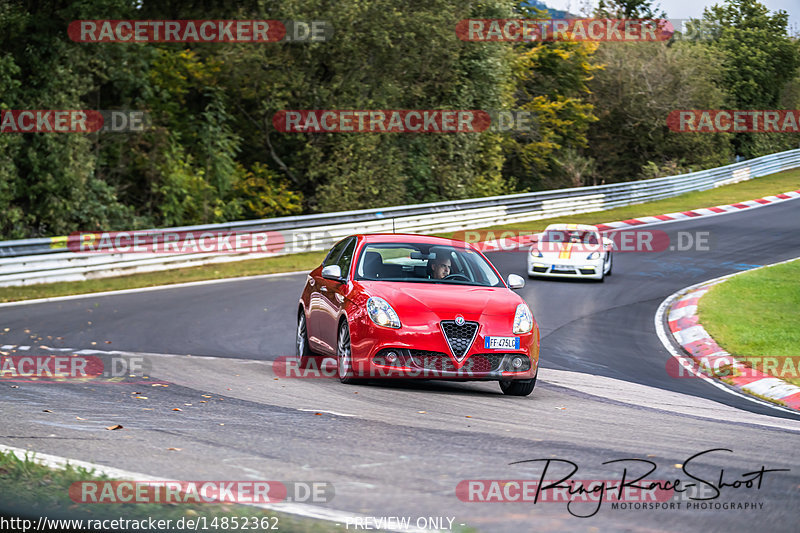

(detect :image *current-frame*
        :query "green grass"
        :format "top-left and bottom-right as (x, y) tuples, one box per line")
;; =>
(436, 167), (800, 237)
(1, 168), (798, 303)
(0, 450), (343, 531)
(699, 259), (800, 387)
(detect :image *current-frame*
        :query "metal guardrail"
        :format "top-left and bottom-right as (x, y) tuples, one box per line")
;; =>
(1, 148), (798, 287)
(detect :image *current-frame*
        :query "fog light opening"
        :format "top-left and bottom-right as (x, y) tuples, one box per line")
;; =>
(386, 351), (398, 364)
(511, 356), (524, 369)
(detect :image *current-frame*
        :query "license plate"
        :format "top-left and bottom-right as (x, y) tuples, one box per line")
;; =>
(484, 336), (520, 350)
(552, 264), (572, 271)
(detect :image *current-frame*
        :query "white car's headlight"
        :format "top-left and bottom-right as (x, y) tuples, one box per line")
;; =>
(366, 297), (401, 328)
(530, 247), (543, 258)
(587, 251), (600, 260)
(513, 303), (533, 334)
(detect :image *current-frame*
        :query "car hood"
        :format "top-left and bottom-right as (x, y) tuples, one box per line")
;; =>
(357, 281), (522, 322)
(535, 242), (599, 261)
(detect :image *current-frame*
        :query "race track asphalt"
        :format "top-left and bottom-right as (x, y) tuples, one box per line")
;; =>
(1, 197), (798, 532)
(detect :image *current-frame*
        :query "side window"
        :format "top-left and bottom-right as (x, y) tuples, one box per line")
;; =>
(335, 238), (357, 277)
(323, 238), (349, 267)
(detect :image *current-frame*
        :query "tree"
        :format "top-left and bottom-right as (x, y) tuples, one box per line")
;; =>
(501, 3), (601, 191)
(698, 0), (800, 157)
(586, 41), (733, 182)
(595, 0), (666, 19)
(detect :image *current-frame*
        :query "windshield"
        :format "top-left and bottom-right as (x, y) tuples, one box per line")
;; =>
(354, 243), (502, 287)
(541, 230), (599, 245)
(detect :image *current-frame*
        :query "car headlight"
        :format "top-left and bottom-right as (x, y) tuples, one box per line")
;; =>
(513, 303), (533, 334)
(587, 252), (600, 260)
(530, 247), (543, 258)
(366, 297), (401, 328)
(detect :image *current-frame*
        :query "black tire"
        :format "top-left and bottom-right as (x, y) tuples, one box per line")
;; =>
(296, 311), (321, 370)
(606, 252), (613, 276)
(500, 372), (537, 396)
(336, 321), (361, 384)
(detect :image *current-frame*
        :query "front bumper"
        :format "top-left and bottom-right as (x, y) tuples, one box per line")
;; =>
(348, 318), (539, 381)
(527, 257), (604, 279)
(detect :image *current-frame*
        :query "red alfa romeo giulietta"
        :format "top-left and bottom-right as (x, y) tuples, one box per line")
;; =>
(297, 234), (540, 396)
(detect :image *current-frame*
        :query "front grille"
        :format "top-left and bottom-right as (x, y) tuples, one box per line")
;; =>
(462, 354), (506, 372)
(408, 351), (457, 372)
(579, 268), (595, 275)
(440, 321), (479, 361)
(407, 351), (511, 373)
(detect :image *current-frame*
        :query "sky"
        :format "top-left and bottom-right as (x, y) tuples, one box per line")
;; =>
(542, 0), (799, 34)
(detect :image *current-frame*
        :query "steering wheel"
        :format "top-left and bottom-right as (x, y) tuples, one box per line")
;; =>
(444, 273), (470, 281)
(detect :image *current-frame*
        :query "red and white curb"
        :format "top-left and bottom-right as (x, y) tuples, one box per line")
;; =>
(655, 257), (800, 415)
(477, 188), (800, 251)
(594, 189), (800, 232)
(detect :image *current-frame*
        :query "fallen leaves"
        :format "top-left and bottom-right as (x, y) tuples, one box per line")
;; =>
(172, 408), (182, 412)
(167, 447), (182, 452)
(42, 409), (53, 413)
(106, 424), (123, 430)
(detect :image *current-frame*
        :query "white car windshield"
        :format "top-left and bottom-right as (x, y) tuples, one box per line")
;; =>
(354, 243), (502, 287)
(541, 230), (599, 245)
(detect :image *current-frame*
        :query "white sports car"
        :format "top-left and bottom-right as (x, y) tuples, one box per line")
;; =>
(527, 224), (613, 282)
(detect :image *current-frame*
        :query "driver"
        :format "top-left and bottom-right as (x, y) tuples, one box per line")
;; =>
(429, 256), (452, 279)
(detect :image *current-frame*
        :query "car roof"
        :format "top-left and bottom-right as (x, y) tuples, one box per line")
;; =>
(355, 233), (472, 246)
(543, 223), (598, 232)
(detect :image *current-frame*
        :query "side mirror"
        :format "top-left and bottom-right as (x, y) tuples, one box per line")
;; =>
(507, 273), (525, 289)
(602, 237), (614, 249)
(321, 265), (344, 282)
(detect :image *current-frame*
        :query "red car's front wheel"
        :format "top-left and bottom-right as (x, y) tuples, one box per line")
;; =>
(499, 368), (537, 396)
(337, 321), (361, 384)
(297, 311), (320, 370)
